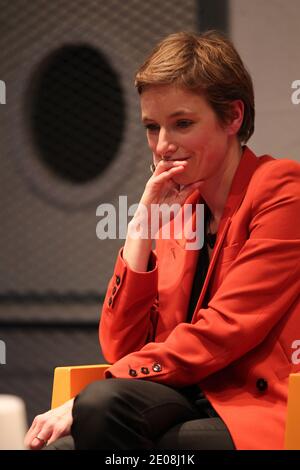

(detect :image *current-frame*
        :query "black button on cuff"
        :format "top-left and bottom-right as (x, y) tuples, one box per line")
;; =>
(116, 275), (121, 285)
(129, 368), (138, 377)
(256, 378), (268, 391)
(112, 286), (117, 295)
(108, 297), (113, 306)
(141, 367), (150, 375)
(152, 363), (162, 373)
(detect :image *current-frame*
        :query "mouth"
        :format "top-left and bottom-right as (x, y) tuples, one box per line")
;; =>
(168, 156), (190, 162)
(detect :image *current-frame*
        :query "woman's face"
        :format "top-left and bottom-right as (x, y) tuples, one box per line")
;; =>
(140, 84), (240, 186)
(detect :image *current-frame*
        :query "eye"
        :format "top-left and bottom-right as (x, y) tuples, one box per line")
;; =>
(144, 123), (160, 132)
(176, 120), (193, 128)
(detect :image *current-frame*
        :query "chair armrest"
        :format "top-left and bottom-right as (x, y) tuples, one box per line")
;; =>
(285, 373), (300, 449)
(51, 364), (110, 409)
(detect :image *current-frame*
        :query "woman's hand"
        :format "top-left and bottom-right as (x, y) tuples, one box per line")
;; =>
(132, 159), (201, 237)
(140, 159), (201, 208)
(123, 158), (201, 271)
(24, 397), (74, 450)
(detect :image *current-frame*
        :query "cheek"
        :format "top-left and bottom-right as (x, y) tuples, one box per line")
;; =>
(183, 129), (207, 149)
(189, 128), (224, 154)
(147, 134), (157, 151)
(147, 138), (160, 164)
(184, 136), (205, 154)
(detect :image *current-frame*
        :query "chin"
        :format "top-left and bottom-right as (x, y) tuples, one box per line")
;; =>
(173, 174), (203, 186)
(172, 174), (190, 185)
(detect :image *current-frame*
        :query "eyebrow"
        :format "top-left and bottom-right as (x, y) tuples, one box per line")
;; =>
(142, 110), (196, 123)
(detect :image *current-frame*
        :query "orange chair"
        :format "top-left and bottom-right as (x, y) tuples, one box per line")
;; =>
(51, 365), (300, 450)
(284, 373), (300, 450)
(51, 364), (110, 409)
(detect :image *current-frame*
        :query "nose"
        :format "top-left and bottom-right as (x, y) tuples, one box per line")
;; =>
(155, 128), (177, 159)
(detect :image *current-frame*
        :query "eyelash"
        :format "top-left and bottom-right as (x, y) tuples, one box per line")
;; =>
(144, 120), (193, 132)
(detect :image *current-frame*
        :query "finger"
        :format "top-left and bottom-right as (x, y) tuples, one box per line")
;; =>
(46, 428), (67, 446)
(153, 165), (187, 185)
(24, 422), (39, 448)
(25, 423), (45, 448)
(153, 159), (188, 176)
(24, 420), (50, 450)
(30, 437), (47, 450)
(25, 433), (49, 450)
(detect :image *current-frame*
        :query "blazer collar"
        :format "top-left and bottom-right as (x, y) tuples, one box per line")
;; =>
(191, 146), (260, 314)
(174, 145), (260, 250)
(218, 145), (260, 228)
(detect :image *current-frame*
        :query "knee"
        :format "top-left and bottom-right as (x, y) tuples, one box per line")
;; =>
(73, 378), (128, 421)
(71, 379), (127, 449)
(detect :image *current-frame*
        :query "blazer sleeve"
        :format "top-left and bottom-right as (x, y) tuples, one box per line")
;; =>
(104, 159), (300, 386)
(99, 247), (159, 362)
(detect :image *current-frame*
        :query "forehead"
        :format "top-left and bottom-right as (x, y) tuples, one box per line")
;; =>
(140, 84), (210, 119)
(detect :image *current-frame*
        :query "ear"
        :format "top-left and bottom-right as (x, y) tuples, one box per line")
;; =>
(226, 100), (244, 137)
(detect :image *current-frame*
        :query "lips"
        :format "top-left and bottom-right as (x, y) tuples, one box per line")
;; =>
(168, 157), (190, 162)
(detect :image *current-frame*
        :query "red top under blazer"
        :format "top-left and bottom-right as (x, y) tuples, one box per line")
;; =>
(99, 146), (300, 450)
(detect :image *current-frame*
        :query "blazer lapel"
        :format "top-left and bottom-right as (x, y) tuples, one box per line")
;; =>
(188, 146), (260, 320)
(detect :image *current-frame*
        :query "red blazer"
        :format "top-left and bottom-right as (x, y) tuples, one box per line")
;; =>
(99, 146), (300, 450)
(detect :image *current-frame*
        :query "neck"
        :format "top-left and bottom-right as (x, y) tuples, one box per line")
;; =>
(201, 139), (243, 230)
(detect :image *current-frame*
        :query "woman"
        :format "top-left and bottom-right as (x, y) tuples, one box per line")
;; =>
(25, 31), (300, 450)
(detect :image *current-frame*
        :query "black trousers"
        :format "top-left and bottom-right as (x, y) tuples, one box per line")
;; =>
(53, 378), (235, 450)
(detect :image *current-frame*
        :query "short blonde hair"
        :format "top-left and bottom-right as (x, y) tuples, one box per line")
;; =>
(135, 31), (255, 143)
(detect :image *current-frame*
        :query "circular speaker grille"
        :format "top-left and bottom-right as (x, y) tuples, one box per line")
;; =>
(30, 44), (125, 184)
